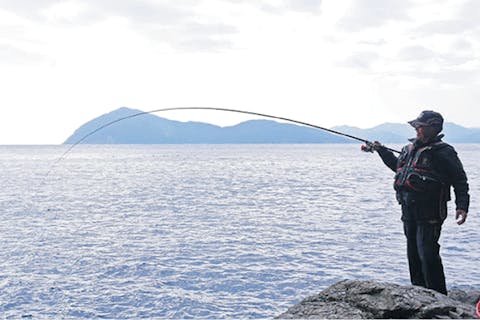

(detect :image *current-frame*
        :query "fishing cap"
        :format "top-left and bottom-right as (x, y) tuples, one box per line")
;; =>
(408, 110), (444, 132)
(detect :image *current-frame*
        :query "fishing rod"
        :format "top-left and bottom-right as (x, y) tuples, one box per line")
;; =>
(39, 108), (399, 316)
(58, 107), (400, 162)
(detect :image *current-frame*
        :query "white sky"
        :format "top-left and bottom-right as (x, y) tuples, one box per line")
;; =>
(1, 0), (479, 144)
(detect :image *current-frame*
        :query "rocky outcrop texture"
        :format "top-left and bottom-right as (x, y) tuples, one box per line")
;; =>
(277, 280), (479, 319)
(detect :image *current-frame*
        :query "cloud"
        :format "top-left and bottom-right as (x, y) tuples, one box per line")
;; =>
(339, 44), (478, 87)
(414, 0), (480, 36)
(405, 69), (480, 85)
(392, 44), (479, 86)
(92, 0), (194, 26)
(341, 51), (380, 71)
(0, 0), (241, 52)
(176, 37), (235, 52)
(459, 0), (480, 25)
(0, 0), (60, 21)
(450, 38), (473, 51)
(0, 0), (192, 24)
(357, 39), (387, 46)
(0, 44), (51, 65)
(415, 20), (471, 35)
(98, 2), (240, 52)
(398, 45), (436, 61)
(179, 21), (238, 37)
(224, 0), (322, 14)
(338, 0), (411, 31)
(154, 21), (239, 52)
(397, 43), (477, 67)
(274, 0), (323, 14)
(0, 0), (323, 54)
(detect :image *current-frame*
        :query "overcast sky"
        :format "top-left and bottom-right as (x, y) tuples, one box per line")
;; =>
(1, 0), (479, 144)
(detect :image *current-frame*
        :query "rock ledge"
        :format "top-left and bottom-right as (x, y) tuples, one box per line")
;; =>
(277, 280), (479, 319)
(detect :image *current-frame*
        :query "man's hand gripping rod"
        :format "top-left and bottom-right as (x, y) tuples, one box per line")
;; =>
(361, 141), (399, 154)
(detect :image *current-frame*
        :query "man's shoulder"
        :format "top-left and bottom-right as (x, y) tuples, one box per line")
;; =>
(433, 140), (454, 150)
(432, 141), (458, 158)
(430, 134), (453, 150)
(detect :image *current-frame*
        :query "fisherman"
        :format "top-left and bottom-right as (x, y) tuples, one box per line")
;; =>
(370, 110), (469, 295)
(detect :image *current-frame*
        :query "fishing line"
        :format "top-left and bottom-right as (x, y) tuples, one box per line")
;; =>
(32, 107), (400, 317)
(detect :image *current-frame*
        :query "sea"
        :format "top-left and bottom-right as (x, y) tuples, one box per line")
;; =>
(0, 144), (479, 318)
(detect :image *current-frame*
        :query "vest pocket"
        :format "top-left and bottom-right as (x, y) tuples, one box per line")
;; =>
(405, 171), (443, 193)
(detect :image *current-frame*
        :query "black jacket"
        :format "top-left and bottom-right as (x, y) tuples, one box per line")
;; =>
(377, 135), (469, 217)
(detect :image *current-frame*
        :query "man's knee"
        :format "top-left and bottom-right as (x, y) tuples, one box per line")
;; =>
(417, 242), (441, 264)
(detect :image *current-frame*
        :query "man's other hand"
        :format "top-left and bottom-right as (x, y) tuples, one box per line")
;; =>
(455, 209), (467, 225)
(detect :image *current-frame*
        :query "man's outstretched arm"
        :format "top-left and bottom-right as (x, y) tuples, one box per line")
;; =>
(374, 142), (398, 172)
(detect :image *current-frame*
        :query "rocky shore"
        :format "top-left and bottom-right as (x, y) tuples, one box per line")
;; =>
(277, 280), (480, 319)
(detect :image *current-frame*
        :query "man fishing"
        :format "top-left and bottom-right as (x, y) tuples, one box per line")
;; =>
(370, 110), (469, 295)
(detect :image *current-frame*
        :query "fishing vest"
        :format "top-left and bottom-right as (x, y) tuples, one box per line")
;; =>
(394, 141), (447, 195)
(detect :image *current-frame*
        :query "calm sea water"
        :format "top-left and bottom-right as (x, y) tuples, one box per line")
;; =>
(0, 144), (478, 318)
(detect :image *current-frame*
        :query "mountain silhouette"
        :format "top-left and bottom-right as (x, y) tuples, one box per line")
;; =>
(64, 107), (480, 144)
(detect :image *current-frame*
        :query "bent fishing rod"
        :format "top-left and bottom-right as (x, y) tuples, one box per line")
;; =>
(54, 107), (400, 171)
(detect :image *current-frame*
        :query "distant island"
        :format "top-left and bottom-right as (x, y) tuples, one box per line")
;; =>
(64, 107), (480, 144)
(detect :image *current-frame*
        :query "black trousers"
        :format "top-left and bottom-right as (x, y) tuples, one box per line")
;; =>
(403, 221), (447, 295)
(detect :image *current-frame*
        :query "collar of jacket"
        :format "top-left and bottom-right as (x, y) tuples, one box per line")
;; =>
(409, 134), (445, 148)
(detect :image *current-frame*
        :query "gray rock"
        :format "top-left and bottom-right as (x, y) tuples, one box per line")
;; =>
(449, 287), (480, 306)
(277, 280), (478, 319)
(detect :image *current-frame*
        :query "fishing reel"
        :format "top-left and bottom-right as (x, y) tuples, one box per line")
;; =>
(361, 141), (381, 153)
